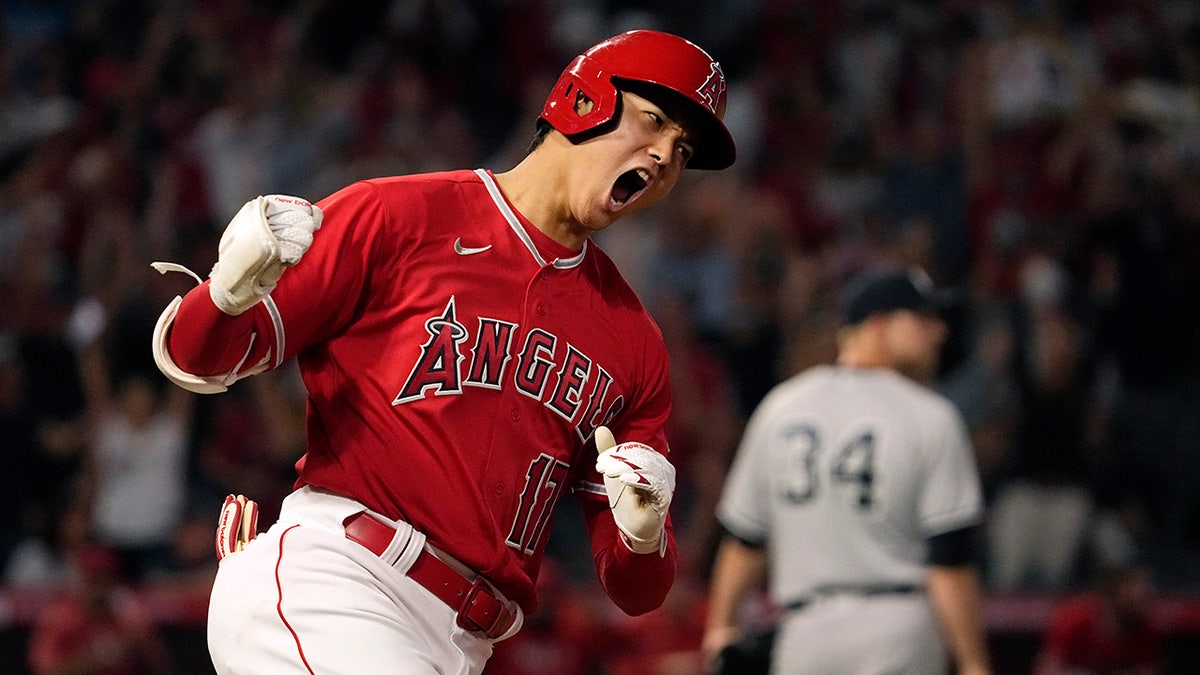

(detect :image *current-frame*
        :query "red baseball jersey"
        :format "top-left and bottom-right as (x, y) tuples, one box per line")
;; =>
(175, 170), (673, 612)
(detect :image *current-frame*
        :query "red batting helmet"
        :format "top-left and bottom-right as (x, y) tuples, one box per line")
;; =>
(539, 30), (736, 170)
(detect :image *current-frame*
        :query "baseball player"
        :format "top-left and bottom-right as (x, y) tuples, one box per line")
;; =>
(703, 267), (991, 675)
(150, 30), (735, 675)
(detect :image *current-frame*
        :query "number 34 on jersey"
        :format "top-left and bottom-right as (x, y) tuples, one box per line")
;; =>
(776, 423), (879, 510)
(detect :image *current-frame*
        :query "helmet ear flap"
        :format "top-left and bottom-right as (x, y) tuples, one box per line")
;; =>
(540, 56), (621, 137)
(565, 87), (624, 143)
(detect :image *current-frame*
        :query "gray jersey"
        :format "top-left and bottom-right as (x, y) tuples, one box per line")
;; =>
(717, 365), (984, 605)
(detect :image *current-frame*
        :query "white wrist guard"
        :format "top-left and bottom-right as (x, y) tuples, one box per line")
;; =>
(209, 195), (322, 316)
(150, 262), (279, 394)
(594, 426), (675, 556)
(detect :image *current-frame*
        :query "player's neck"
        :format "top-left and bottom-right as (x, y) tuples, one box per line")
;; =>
(837, 351), (891, 370)
(836, 328), (889, 370)
(837, 352), (936, 386)
(493, 159), (588, 251)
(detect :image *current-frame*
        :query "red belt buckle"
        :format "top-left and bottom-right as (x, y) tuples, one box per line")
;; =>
(456, 578), (511, 639)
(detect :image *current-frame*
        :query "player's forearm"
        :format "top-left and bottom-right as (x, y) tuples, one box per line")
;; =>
(595, 533), (676, 614)
(706, 537), (767, 628)
(169, 281), (267, 375)
(585, 500), (676, 615)
(927, 565), (991, 674)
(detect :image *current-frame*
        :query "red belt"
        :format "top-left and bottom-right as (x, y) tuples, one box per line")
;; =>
(342, 511), (516, 640)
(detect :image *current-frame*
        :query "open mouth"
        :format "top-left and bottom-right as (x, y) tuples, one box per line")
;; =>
(610, 168), (650, 208)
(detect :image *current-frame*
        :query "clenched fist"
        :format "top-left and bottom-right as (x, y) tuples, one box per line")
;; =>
(594, 426), (675, 555)
(209, 195), (323, 315)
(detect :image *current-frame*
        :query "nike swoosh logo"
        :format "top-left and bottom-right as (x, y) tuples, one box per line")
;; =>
(454, 238), (492, 256)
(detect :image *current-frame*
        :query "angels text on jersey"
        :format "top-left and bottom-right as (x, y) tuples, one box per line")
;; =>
(394, 296), (625, 445)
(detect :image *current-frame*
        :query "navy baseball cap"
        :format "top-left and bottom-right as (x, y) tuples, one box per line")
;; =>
(840, 267), (953, 325)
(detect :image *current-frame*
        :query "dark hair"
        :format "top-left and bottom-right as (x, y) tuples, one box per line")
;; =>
(526, 119), (553, 155)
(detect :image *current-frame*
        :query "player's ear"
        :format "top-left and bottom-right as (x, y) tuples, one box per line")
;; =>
(574, 90), (595, 117)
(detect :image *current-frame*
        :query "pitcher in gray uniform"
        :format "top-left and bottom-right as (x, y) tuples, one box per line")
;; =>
(703, 267), (991, 675)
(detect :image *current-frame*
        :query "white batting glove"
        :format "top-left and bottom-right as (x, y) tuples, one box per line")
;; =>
(594, 426), (675, 556)
(215, 494), (259, 560)
(209, 194), (323, 315)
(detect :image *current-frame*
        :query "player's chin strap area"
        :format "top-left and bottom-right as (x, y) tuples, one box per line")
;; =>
(150, 261), (284, 394)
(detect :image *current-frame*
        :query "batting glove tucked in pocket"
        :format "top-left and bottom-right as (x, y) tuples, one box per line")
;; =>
(216, 494), (259, 560)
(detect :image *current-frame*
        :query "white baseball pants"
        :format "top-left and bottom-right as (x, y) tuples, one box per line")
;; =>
(772, 594), (947, 674)
(207, 487), (514, 674)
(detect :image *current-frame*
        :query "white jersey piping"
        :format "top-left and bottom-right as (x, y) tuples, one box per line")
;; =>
(474, 168), (587, 270)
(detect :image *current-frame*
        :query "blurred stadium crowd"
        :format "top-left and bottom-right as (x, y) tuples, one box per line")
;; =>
(2, 0), (1199, 672)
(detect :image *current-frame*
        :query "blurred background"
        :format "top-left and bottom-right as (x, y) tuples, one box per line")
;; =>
(1, 0), (1199, 673)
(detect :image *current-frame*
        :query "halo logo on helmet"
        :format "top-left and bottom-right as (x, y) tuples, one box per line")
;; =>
(538, 30), (737, 170)
(695, 63), (726, 115)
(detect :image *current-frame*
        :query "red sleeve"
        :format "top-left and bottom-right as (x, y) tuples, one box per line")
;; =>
(581, 498), (676, 616)
(168, 281), (274, 376)
(167, 179), (387, 377)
